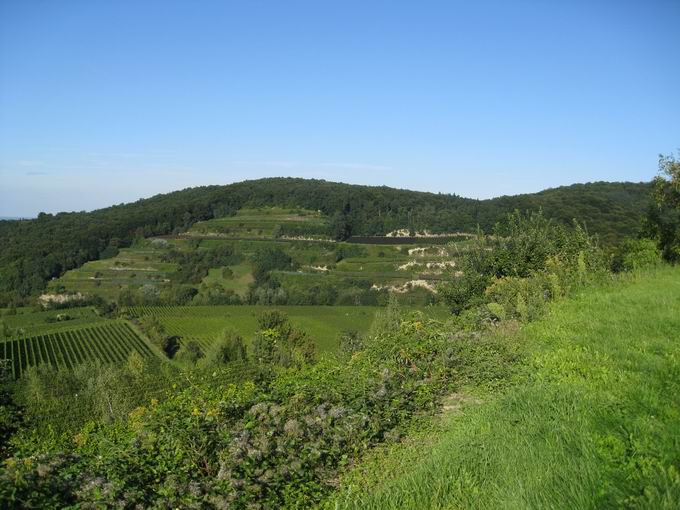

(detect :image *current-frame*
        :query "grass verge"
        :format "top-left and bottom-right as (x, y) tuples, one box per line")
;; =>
(331, 267), (680, 509)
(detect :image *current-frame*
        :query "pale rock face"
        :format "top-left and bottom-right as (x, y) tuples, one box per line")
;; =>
(386, 229), (474, 239)
(407, 247), (449, 257)
(38, 292), (85, 307)
(397, 259), (456, 273)
(371, 279), (439, 294)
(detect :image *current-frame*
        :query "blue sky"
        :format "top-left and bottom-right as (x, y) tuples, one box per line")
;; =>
(1, 0), (679, 217)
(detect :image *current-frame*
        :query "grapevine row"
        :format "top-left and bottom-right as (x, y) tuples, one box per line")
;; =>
(0, 321), (156, 379)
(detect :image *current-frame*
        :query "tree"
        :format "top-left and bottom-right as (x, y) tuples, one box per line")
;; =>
(175, 340), (204, 365)
(648, 151), (680, 261)
(252, 310), (315, 367)
(203, 330), (247, 365)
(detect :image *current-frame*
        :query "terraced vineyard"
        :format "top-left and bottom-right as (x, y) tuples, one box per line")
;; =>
(0, 321), (157, 379)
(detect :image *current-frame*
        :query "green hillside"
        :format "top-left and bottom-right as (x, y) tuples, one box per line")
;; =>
(332, 267), (680, 509)
(0, 178), (652, 304)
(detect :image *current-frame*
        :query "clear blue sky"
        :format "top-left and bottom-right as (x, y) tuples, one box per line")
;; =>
(1, 0), (678, 217)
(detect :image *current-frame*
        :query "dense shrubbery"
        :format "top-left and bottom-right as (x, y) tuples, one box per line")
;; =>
(251, 246), (297, 286)
(610, 238), (661, 272)
(439, 211), (606, 319)
(0, 306), (521, 508)
(137, 317), (180, 357)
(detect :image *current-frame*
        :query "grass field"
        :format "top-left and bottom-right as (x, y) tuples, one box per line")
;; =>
(332, 267), (680, 509)
(126, 305), (450, 352)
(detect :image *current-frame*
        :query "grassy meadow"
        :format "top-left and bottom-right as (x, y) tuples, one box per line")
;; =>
(331, 267), (680, 509)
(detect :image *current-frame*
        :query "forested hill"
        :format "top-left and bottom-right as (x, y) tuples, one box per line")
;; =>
(0, 178), (652, 302)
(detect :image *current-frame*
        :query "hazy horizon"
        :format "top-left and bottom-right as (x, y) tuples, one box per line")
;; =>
(1, 0), (678, 217)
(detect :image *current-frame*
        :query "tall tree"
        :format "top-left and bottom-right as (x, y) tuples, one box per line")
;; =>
(648, 152), (680, 261)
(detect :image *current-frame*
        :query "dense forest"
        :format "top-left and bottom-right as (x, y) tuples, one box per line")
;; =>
(0, 178), (652, 303)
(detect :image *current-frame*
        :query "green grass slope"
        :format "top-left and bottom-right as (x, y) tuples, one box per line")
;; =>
(334, 266), (680, 509)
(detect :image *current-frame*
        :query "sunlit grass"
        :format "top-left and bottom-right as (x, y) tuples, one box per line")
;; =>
(332, 267), (680, 509)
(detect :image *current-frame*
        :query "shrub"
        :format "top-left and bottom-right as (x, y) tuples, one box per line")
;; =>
(484, 276), (547, 322)
(440, 211), (605, 315)
(611, 238), (661, 272)
(175, 340), (204, 365)
(252, 311), (316, 367)
(202, 330), (248, 366)
(339, 329), (364, 354)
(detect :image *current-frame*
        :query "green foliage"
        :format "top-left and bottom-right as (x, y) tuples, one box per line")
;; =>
(0, 178), (651, 303)
(339, 329), (364, 355)
(611, 238), (661, 272)
(1, 321), (156, 379)
(174, 340), (204, 365)
(484, 275), (547, 322)
(251, 246), (296, 285)
(202, 330), (248, 366)
(647, 151), (680, 261)
(0, 302), (523, 508)
(0, 183), (662, 508)
(332, 267), (680, 510)
(162, 244), (243, 284)
(138, 317), (179, 358)
(440, 211), (605, 318)
(0, 360), (21, 457)
(252, 311), (316, 368)
(12, 356), (176, 438)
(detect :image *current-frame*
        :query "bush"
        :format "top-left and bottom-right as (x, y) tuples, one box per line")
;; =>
(202, 330), (248, 366)
(339, 329), (364, 354)
(174, 340), (204, 365)
(484, 275), (547, 322)
(252, 311), (316, 367)
(440, 211), (605, 317)
(611, 238), (661, 272)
